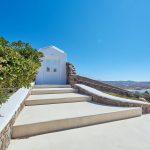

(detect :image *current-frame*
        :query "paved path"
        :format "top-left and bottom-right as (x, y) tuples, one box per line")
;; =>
(8, 114), (150, 150)
(7, 84), (147, 150)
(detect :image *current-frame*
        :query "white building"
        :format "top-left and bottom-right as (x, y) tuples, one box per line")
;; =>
(35, 46), (67, 85)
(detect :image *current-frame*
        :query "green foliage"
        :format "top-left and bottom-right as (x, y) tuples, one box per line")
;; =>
(144, 90), (149, 95)
(0, 88), (9, 105)
(143, 93), (150, 102)
(104, 90), (142, 101)
(0, 88), (17, 105)
(0, 37), (43, 104)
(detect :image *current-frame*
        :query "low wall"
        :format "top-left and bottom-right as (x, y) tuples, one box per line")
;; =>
(0, 88), (31, 150)
(76, 75), (131, 96)
(66, 62), (77, 85)
(75, 84), (150, 114)
(66, 62), (150, 113)
(66, 62), (131, 96)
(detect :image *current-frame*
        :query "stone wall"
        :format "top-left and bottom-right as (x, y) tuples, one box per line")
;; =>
(66, 62), (77, 86)
(66, 62), (131, 96)
(0, 102), (24, 150)
(76, 75), (131, 96)
(0, 89), (31, 150)
(66, 62), (150, 114)
(75, 84), (150, 114)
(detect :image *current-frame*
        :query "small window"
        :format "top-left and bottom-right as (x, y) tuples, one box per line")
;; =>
(47, 67), (50, 72)
(53, 68), (57, 72)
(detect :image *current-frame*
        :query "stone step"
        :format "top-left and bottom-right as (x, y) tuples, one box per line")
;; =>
(33, 85), (71, 88)
(12, 102), (142, 138)
(31, 88), (78, 95)
(8, 114), (150, 150)
(25, 93), (92, 106)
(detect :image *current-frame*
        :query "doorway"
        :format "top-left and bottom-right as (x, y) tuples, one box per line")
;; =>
(43, 59), (60, 84)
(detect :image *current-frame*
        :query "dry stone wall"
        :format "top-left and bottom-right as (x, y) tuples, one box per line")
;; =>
(0, 88), (31, 150)
(75, 85), (150, 114)
(0, 102), (24, 150)
(76, 75), (131, 96)
(66, 62), (150, 114)
(66, 62), (131, 96)
(66, 62), (77, 86)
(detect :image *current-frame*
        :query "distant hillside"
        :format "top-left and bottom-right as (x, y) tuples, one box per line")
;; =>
(103, 81), (150, 90)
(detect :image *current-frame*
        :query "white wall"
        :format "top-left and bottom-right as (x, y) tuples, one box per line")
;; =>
(0, 88), (31, 132)
(36, 46), (67, 85)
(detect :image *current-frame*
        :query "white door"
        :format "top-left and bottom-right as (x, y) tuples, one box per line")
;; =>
(43, 59), (60, 84)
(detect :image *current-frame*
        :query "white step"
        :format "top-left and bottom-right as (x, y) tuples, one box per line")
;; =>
(25, 93), (92, 106)
(33, 85), (71, 88)
(8, 114), (150, 150)
(31, 88), (78, 95)
(12, 102), (142, 138)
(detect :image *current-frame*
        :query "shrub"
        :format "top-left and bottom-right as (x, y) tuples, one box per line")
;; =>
(0, 37), (43, 104)
(144, 90), (149, 95)
(0, 88), (9, 105)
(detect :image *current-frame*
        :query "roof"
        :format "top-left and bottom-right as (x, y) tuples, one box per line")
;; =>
(38, 45), (65, 54)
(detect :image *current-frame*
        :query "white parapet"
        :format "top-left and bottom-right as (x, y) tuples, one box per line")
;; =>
(75, 84), (150, 105)
(0, 88), (31, 133)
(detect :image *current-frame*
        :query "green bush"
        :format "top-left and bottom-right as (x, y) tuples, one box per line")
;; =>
(0, 88), (9, 105)
(0, 37), (43, 104)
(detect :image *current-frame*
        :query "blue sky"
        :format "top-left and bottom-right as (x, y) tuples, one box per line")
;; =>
(0, 0), (150, 81)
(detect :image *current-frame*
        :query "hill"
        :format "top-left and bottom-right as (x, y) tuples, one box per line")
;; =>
(103, 81), (150, 90)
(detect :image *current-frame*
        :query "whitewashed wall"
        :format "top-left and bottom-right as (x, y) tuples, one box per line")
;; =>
(36, 46), (67, 85)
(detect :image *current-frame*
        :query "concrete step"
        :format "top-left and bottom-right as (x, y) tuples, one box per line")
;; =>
(31, 88), (78, 95)
(25, 93), (92, 106)
(12, 102), (142, 138)
(33, 85), (71, 88)
(8, 114), (150, 150)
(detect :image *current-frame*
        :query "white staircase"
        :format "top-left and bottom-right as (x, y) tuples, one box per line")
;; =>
(31, 87), (78, 95)
(33, 85), (72, 88)
(8, 84), (142, 149)
(11, 85), (141, 139)
(25, 93), (91, 105)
